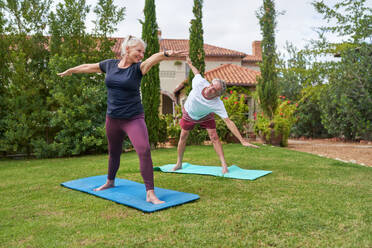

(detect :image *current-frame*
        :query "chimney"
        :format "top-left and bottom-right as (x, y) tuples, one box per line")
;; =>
(252, 41), (262, 58)
(158, 30), (162, 40)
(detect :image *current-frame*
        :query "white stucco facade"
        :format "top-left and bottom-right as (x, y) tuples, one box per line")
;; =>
(159, 59), (243, 94)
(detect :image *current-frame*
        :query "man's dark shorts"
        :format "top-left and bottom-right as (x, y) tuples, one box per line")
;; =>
(180, 108), (216, 130)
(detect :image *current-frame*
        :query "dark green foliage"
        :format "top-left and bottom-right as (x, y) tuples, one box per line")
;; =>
(0, 1), (10, 152)
(43, 54), (108, 157)
(141, 0), (160, 147)
(320, 45), (372, 140)
(186, 0), (205, 95)
(216, 91), (250, 142)
(0, 0), (125, 157)
(0, 1), (51, 155)
(292, 86), (329, 138)
(41, 0), (124, 157)
(278, 44), (329, 138)
(277, 0), (371, 140)
(256, 0), (279, 119)
(158, 115), (168, 143)
(310, 0), (372, 140)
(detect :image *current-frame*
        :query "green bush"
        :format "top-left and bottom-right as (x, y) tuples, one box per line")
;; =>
(158, 115), (168, 144)
(291, 86), (329, 138)
(164, 105), (182, 143)
(216, 90), (250, 142)
(319, 45), (372, 140)
(41, 54), (108, 157)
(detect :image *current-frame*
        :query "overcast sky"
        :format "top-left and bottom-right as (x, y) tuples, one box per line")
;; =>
(81, 0), (371, 55)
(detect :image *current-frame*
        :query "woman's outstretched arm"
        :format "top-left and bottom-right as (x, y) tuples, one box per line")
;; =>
(57, 63), (101, 77)
(140, 50), (186, 75)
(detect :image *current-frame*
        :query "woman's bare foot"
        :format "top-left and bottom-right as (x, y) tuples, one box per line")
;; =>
(93, 180), (115, 191)
(146, 190), (165, 204)
(172, 163), (183, 171)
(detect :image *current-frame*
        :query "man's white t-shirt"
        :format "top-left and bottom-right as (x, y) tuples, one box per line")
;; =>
(184, 74), (228, 120)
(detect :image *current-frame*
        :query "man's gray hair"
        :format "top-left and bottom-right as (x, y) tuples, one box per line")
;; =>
(121, 35), (147, 57)
(214, 78), (227, 96)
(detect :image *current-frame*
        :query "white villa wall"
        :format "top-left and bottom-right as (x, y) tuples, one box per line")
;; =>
(159, 59), (242, 94)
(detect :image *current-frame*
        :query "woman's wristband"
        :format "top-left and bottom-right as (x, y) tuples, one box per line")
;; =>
(163, 51), (170, 57)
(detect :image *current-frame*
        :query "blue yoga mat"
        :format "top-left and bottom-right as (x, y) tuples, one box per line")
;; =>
(61, 175), (199, 213)
(154, 163), (272, 180)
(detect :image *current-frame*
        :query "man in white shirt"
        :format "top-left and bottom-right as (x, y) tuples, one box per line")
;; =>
(173, 57), (258, 174)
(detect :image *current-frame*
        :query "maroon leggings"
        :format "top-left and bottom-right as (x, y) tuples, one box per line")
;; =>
(105, 114), (154, 191)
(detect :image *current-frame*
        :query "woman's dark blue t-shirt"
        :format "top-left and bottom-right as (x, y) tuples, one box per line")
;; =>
(99, 59), (143, 119)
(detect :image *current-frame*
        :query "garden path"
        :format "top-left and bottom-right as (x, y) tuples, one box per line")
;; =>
(286, 138), (372, 167)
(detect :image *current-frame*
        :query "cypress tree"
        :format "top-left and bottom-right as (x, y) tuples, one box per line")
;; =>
(256, 0), (279, 119)
(186, 0), (205, 94)
(141, 0), (160, 147)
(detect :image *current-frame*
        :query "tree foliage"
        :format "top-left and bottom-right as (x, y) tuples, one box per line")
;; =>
(0, 0), (125, 157)
(0, 0), (10, 151)
(320, 44), (372, 140)
(93, 0), (125, 58)
(312, 0), (372, 45)
(276, 0), (372, 140)
(0, 0), (51, 155)
(141, 0), (161, 147)
(48, 0), (93, 57)
(186, 0), (205, 94)
(277, 43), (329, 138)
(42, 0), (125, 157)
(256, 0), (279, 119)
(312, 0), (372, 140)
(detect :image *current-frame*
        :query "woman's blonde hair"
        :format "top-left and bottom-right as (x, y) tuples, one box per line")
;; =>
(120, 35), (147, 57)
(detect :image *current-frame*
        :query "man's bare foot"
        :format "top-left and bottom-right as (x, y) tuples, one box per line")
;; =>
(146, 190), (165, 204)
(172, 163), (183, 171)
(93, 180), (114, 191)
(222, 166), (228, 174)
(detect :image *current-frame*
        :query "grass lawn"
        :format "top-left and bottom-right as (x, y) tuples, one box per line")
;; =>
(0, 144), (371, 247)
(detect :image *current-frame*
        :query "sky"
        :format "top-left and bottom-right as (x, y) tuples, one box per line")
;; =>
(80, 0), (371, 55)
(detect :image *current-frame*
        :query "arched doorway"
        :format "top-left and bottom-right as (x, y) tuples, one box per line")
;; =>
(160, 90), (176, 115)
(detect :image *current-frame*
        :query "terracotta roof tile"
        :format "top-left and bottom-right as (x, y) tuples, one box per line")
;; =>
(205, 64), (260, 86)
(242, 54), (262, 62)
(160, 39), (246, 57)
(174, 64), (260, 93)
(111, 38), (249, 58)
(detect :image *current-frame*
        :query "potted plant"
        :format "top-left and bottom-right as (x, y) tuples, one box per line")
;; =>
(254, 96), (297, 146)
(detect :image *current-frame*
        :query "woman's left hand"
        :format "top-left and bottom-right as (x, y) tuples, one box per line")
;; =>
(165, 50), (188, 57)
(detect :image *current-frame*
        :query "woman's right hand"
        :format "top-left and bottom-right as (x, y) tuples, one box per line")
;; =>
(57, 69), (72, 77)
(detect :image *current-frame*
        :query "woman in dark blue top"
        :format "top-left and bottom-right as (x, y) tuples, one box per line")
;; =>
(58, 35), (185, 204)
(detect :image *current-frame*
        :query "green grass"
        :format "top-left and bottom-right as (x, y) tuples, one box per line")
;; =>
(0, 144), (371, 248)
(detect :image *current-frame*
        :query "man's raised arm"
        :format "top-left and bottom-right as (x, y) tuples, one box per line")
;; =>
(185, 56), (200, 75)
